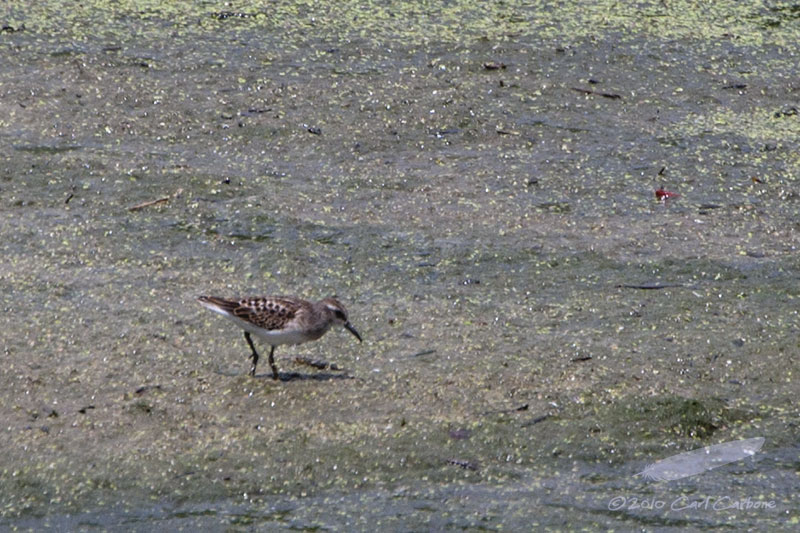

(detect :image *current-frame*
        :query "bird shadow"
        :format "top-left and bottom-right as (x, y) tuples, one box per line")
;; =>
(213, 368), (353, 381)
(272, 371), (354, 382)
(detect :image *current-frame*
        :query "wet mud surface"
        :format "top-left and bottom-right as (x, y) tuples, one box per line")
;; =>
(1, 1), (799, 530)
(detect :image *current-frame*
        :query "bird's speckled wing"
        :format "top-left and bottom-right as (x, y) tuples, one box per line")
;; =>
(230, 297), (307, 331)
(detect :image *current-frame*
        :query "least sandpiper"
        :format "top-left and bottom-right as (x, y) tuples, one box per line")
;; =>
(198, 295), (362, 379)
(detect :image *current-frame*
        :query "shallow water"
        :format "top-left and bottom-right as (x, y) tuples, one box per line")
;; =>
(1, 1), (799, 530)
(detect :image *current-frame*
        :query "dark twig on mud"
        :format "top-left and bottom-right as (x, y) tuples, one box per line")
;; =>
(482, 403), (529, 416)
(521, 414), (551, 428)
(128, 188), (183, 211)
(135, 385), (162, 395)
(446, 458), (479, 471)
(65, 185), (77, 204)
(571, 87), (622, 99)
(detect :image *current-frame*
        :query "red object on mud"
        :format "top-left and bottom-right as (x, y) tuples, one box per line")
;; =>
(655, 188), (680, 201)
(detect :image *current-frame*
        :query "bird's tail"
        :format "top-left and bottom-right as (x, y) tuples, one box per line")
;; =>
(197, 295), (239, 314)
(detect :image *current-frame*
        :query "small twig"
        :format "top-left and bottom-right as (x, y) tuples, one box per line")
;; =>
(128, 188), (183, 211)
(412, 349), (436, 358)
(571, 355), (592, 362)
(521, 414), (550, 428)
(482, 403), (529, 416)
(135, 385), (162, 395)
(571, 87), (622, 99)
(446, 458), (479, 471)
(65, 185), (77, 205)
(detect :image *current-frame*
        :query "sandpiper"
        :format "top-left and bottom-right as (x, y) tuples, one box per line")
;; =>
(197, 295), (362, 379)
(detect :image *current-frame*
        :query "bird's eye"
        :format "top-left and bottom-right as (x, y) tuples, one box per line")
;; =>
(335, 310), (346, 320)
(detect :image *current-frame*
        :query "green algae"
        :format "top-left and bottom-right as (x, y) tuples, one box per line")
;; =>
(7, 1), (800, 47)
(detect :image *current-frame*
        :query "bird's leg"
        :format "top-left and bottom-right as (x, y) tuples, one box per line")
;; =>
(244, 332), (260, 377)
(268, 346), (279, 380)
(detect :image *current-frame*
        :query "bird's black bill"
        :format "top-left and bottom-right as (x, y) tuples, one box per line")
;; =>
(344, 322), (362, 342)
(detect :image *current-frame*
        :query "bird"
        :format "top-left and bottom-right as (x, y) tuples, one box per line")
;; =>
(197, 295), (362, 379)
